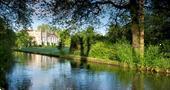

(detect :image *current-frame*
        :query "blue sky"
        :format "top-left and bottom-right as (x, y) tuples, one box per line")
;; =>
(31, 16), (109, 35)
(31, 16), (52, 30)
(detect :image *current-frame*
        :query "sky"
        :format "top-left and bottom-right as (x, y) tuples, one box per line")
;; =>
(31, 15), (52, 30)
(31, 16), (109, 35)
(30, 1), (120, 35)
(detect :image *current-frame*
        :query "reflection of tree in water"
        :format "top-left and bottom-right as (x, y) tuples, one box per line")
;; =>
(15, 78), (31, 90)
(70, 57), (90, 69)
(0, 55), (14, 89)
(15, 52), (31, 64)
(80, 57), (88, 69)
(70, 61), (79, 68)
(131, 73), (144, 90)
(50, 77), (76, 90)
(144, 74), (170, 90)
(0, 18), (15, 89)
(39, 56), (59, 70)
(115, 69), (170, 90)
(70, 59), (89, 71)
(0, 50), (15, 89)
(1, 53), (32, 90)
(19, 54), (60, 70)
(70, 60), (170, 90)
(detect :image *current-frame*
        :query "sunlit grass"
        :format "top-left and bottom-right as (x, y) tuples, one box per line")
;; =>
(18, 42), (170, 69)
(20, 47), (70, 56)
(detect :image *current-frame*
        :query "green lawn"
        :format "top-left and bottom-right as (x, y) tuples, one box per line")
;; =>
(19, 47), (70, 56)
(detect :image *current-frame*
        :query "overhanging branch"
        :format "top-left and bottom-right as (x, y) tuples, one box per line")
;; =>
(93, 0), (129, 9)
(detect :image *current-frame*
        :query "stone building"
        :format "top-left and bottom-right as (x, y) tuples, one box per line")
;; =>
(27, 30), (59, 46)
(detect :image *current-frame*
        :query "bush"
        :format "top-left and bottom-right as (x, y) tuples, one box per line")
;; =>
(113, 40), (133, 65)
(144, 45), (170, 68)
(160, 40), (170, 58)
(89, 42), (115, 60)
(144, 45), (160, 66)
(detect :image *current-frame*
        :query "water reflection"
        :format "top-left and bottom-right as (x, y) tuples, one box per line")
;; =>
(0, 52), (14, 89)
(6, 52), (170, 90)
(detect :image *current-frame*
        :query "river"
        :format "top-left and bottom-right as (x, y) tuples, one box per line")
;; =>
(4, 52), (170, 90)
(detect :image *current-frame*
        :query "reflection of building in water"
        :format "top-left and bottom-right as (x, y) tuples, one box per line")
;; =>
(28, 54), (59, 70)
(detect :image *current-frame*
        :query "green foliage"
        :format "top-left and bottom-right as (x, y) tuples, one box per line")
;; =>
(0, 0), (33, 28)
(144, 45), (160, 66)
(69, 26), (96, 56)
(15, 30), (32, 48)
(113, 40), (133, 65)
(85, 26), (95, 39)
(160, 40), (170, 57)
(144, 45), (170, 68)
(106, 25), (131, 43)
(0, 18), (15, 88)
(0, 18), (16, 59)
(112, 40), (170, 68)
(57, 29), (70, 49)
(89, 42), (115, 60)
(107, 25), (121, 42)
(144, 12), (170, 45)
(37, 24), (51, 32)
(20, 47), (70, 56)
(83, 26), (96, 56)
(69, 34), (80, 52)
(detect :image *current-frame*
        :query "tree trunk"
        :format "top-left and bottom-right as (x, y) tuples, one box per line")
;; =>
(79, 36), (84, 56)
(132, 73), (144, 90)
(86, 37), (91, 56)
(69, 37), (74, 53)
(139, 0), (144, 62)
(130, 0), (144, 64)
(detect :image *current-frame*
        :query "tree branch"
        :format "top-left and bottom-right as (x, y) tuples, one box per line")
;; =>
(93, 0), (129, 9)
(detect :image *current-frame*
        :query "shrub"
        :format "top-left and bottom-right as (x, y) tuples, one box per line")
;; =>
(113, 40), (133, 65)
(144, 45), (160, 66)
(144, 45), (170, 68)
(89, 42), (115, 60)
(160, 40), (170, 58)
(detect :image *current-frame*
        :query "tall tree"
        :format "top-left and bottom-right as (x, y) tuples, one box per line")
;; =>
(39, 0), (145, 63)
(130, 0), (144, 63)
(57, 29), (70, 49)
(85, 26), (95, 56)
(0, 18), (15, 89)
(37, 24), (52, 32)
(15, 30), (32, 48)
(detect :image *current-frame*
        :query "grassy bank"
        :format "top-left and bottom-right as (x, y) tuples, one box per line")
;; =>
(17, 47), (70, 56)
(15, 47), (120, 66)
(15, 46), (170, 74)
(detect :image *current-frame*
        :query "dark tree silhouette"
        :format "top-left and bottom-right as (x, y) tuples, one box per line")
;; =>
(0, 0), (35, 28)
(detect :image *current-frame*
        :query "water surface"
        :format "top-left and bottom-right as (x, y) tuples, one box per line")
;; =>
(6, 52), (170, 90)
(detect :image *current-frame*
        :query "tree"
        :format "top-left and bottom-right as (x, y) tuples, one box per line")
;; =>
(0, 18), (15, 88)
(0, 18), (16, 57)
(84, 26), (95, 56)
(107, 24), (131, 43)
(0, 0), (35, 28)
(69, 26), (95, 56)
(145, 0), (170, 44)
(15, 30), (32, 48)
(2, 0), (168, 64)
(57, 29), (70, 49)
(130, 0), (144, 63)
(39, 0), (145, 63)
(37, 24), (51, 32)
(69, 33), (79, 53)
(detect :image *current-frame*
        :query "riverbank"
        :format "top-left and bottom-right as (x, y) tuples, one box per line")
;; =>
(14, 47), (170, 74)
